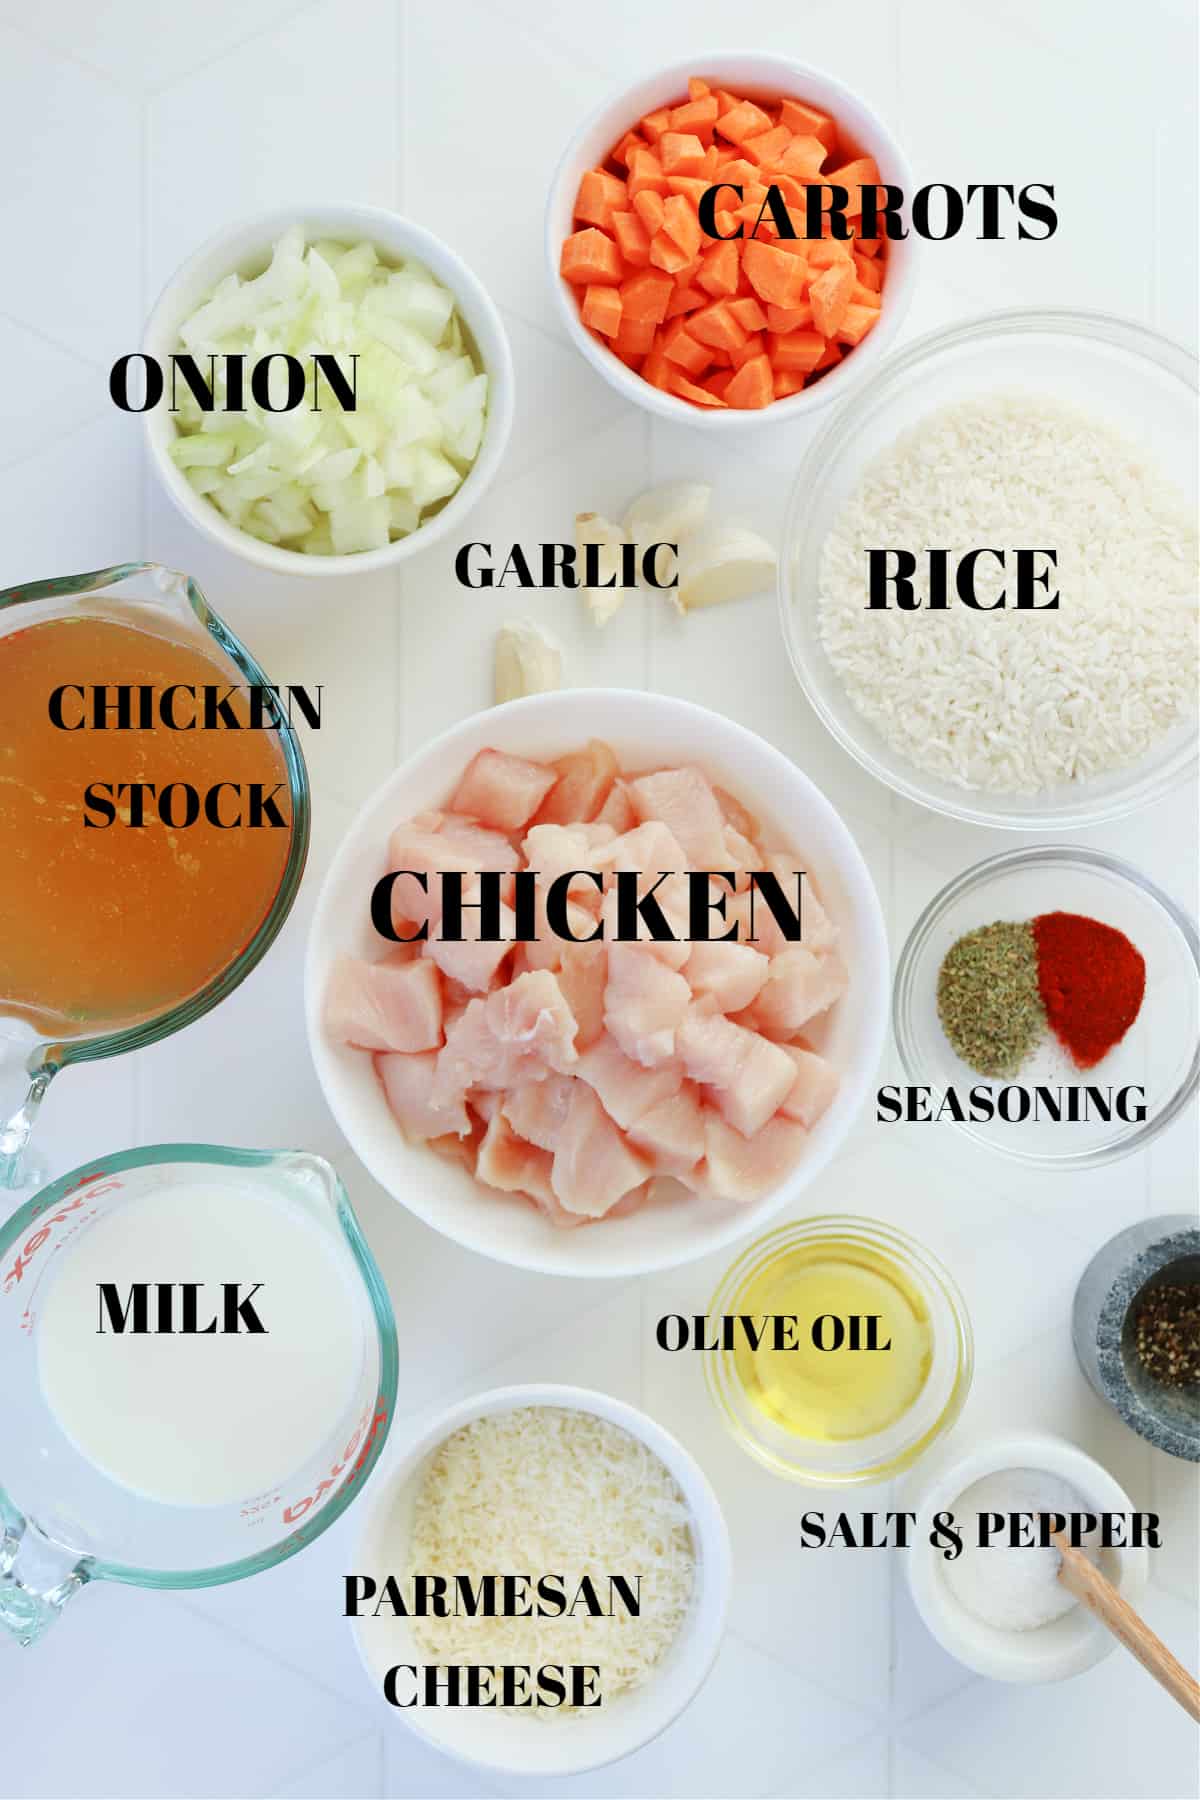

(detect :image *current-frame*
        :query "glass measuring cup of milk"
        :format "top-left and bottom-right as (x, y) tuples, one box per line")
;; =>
(0, 1144), (397, 1646)
(0, 562), (311, 1192)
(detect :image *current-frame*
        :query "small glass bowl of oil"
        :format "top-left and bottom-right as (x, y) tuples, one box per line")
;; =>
(704, 1217), (973, 1485)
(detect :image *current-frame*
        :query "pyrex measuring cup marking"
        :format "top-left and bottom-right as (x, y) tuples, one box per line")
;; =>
(0, 1143), (397, 1647)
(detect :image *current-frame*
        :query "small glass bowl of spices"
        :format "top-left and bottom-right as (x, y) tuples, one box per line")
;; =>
(894, 847), (1199, 1169)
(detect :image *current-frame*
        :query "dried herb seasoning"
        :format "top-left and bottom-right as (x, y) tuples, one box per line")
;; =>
(1131, 1284), (1200, 1390)
(936, 920), (1045, 1078)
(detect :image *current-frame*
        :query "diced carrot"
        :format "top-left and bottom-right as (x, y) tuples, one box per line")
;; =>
(765, 301), (813, 332)
(561, 228), (624, 286)
(582, 284), (623, 338)
(767, 328), (826, 372)
(615, 315), (656, 356)
(615, 349), (645, 371)
(661, 320), (710, 375)
(742, 237), (807, 307)
(770, 226), (810, 258)
(834, 303), (880, 346)
(696, 239), (740, 297)
(688, 300), (749, 353)
(719, 157), (760, 188)
(773, 369), (808, 398)
(716, 100), (775, 146)
(708, 346), (734, 367)
(714, 209), (741, 239)
(664, 282), (707, 319)
(743, 125), (793, 167)
(669, 369), (726, 406)
(612, 130), (647, 170)
(850, 280), (883, 309)
(853, 251), (883, 291)
(729, 295), (768, 331)
(779, 98), (837, 151)
(628, 147), (668, 199)
(777, 135), (828, 179)
(809, 259), (855, 336)
(575, 168), (627, 230)
(808, 238), (854, 268)
(670, 95), (720, 136)
(704, 369), (736, 400)
(662, 193), (702, 258)
(632, 189), (665, 235)
(714, 89), (741, 117)
(642, 347), (675, 391)
(814, 338), (844, 370)
(640, 107), (672, 145)
(649, 231), (693, 274)
(666, 175), (710, 207)
(620, 268), (675, 323)
(825, 157), (880, 203)
(731, 330), (765, 369)
(611, 209), (651, 268)
(687, 76), (711, 101)
(851, 226), (882, 256)
(768, 172), (807, 209)
(723, 352), (774, 408)
(699, 144), (720, 179)
(660, 131), (706, 177)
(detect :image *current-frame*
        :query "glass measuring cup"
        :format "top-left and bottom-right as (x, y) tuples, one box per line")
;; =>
(0, 563), (311, 1191)
(0, 1144), (398, 1646)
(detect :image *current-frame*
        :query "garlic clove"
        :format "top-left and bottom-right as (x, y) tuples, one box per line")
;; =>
(575, 511), (627, 626)
(493, 618), (563, 703)
(674, 526), (778, 614)
(622, 481), (712, 589)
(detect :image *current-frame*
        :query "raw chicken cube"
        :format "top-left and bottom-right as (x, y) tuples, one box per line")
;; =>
(476, 1110), (557, 1203)
(522, 899), (599, 973)
(557, 942), (608, 1050)
(450, 748), (557, 831)
(593, 819), (687, 877)
(700, 1111), (809, 1203)
(677, 1006), (797, 1137)
(521, 822), (614, 894)
(502, 1073), (576, 1150)
(423, 878), (516, 993)
(576, 1034), (682, 1128)
(779, 1045), (839, 1129)
(375, 1050), (470, 1141)
(714, 784), (759, 842)
(595, 778), (637, 833)
(551, 1084), (650, 1218)
(627, 1082), (705, 1175)
(433, 968), (579, 1108)
(604, 943), (691, 1067)
(745, 947), (848, 1035)
(533, 740), (619, 825)
(627, 766), (727, 867)
(598, 877), (690, 970)
(686, 941), (769, 1013)
(326, 953), (443, 1052)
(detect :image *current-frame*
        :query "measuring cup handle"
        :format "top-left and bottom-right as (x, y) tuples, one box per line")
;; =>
(0, 1065), (56, 1201)
(0, 1506), (87, 1647)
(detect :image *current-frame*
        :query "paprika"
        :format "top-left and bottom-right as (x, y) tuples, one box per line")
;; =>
(1031, 911), (1146, 1070)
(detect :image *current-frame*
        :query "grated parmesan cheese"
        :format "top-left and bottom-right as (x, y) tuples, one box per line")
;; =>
(818, 393), (1199, 794)
(405, 1406), (696, 1711)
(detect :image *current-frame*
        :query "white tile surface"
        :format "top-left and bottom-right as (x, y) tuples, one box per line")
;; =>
(0, 3), (1196, 1799)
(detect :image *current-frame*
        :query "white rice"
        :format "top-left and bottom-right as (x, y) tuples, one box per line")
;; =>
(817, 393), (1198, 793)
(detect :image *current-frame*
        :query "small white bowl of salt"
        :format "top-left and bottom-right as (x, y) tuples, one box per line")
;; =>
(903, 1432), (1149, 1683)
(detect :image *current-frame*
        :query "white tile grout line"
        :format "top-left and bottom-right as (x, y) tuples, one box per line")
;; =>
(141, 0), (325, 99)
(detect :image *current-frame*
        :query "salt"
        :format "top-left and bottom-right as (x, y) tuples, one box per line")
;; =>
(941, 1468), (1103, 1632)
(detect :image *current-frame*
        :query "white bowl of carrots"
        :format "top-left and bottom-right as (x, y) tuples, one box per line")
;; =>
(547, 53), (917, 423)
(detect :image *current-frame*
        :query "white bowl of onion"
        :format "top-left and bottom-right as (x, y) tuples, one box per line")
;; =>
(143, 205), (514, 575)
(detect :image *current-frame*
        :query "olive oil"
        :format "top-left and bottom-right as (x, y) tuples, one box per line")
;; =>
(730, 1238), (933, 1441)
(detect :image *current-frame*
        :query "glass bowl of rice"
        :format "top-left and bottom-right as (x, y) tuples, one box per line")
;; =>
(779, 309), (1198, 830)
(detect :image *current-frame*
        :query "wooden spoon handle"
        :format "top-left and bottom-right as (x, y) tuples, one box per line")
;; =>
(1052, 1530), (1200, 1722)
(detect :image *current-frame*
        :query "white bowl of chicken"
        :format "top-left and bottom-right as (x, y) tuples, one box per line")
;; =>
(305, 689), (887, 1277)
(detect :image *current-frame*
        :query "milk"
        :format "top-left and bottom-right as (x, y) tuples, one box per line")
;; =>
(37, 1176), (363, 1508)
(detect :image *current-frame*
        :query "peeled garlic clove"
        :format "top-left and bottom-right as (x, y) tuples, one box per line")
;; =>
(494, 618), (563, 703)
(575, 511), (627, 627)
(622, 481), (712, 588)
(674, 526), (777, 614)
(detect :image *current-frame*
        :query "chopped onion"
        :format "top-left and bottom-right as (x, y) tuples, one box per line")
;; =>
(168, 230), (488, 554)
